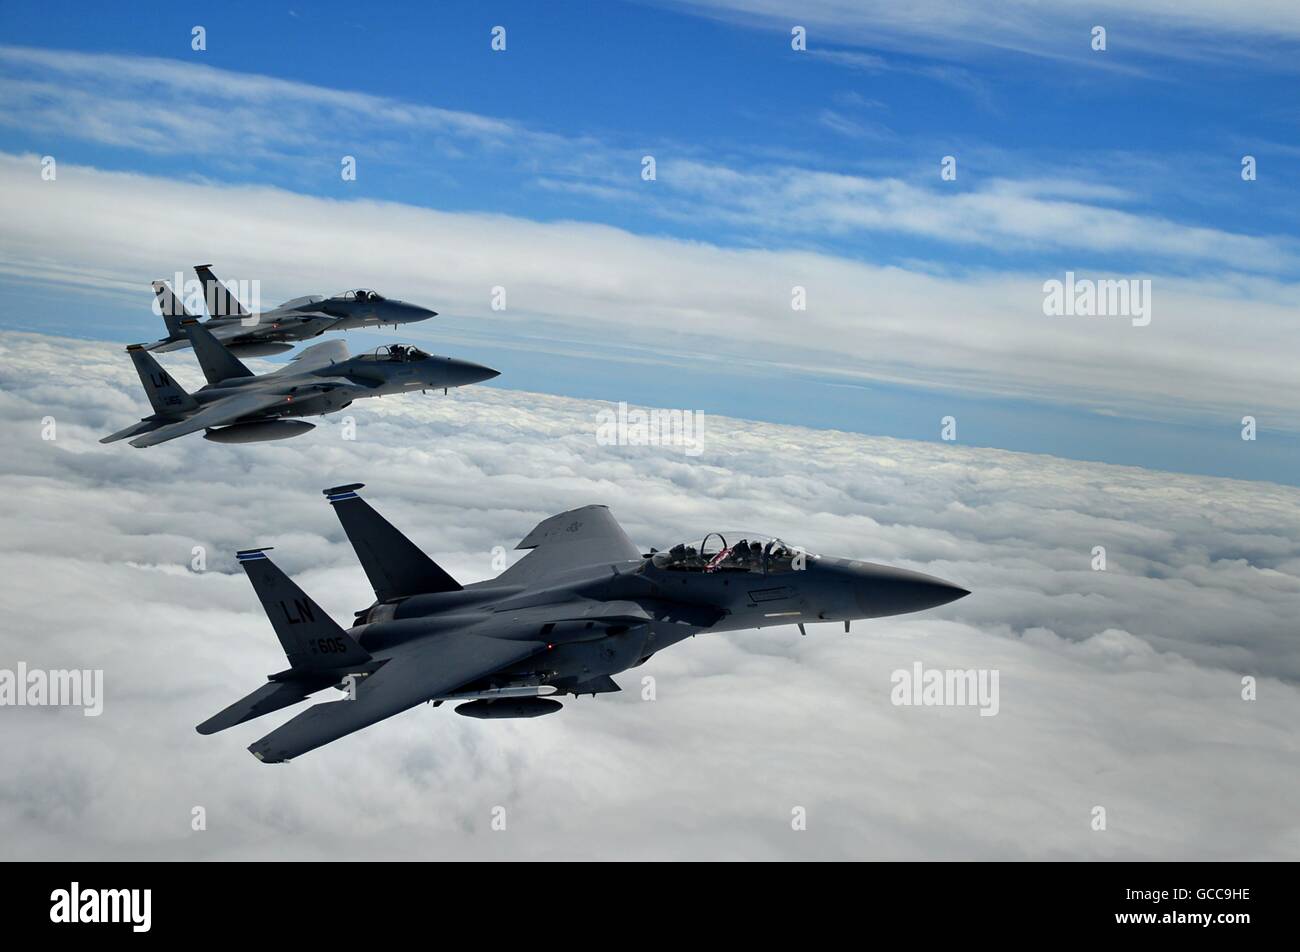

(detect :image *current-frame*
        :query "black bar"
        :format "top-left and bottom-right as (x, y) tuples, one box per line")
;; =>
(5, 861), (1283, 939)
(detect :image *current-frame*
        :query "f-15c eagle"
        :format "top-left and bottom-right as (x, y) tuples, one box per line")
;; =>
(101, 320), (498, 447)
(199, 485), (970, 763)
(143, 264), (437, 357)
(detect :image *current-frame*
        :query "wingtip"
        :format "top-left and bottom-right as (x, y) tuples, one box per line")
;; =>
(248, 744), (287, 764)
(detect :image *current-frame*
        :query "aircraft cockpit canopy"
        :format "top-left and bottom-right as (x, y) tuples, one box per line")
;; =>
(335, 289), (386, 302)
(361, 344), (430, 362)
(650, 532), (807, 574)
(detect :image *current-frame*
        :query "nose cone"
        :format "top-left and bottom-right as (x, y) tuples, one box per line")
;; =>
(390, 302), (438, 323)
(837, 561), (969, 618)
(439, 357), (500, 387)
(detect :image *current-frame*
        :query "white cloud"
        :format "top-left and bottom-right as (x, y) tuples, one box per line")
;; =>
(1, 46), (1293, 276)
(808, 48), (999, 107)
(0, 45), (519, 152)
(659, 161), (1299, 273)
(0, 332), (1296, 859)
(3, 152), (1299, 435)
(658, 0), (1300, 62)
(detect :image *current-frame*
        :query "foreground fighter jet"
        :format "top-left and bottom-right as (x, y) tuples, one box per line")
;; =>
(142, 265), (437, 357)
(200, 485), (970, 763)
(102, 322), (498, 447)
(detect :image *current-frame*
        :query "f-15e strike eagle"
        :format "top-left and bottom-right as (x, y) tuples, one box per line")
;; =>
(101, 320), (498, 447)
(199, 485), (970, 763)
(144, 264), (437, 357)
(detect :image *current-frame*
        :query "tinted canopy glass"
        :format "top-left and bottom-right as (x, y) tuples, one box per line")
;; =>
(361, 344), (429, 362)
(651, 532), (804, 574)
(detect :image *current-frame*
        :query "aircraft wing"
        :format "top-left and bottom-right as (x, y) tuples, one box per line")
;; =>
(271, 338), (349, 374)
(248, 633), (546, 763)
(127, 390), (291, 447)
(498, 505), (642, 585)
(262, 311), (340, 337)
(140, 320), (245, 351)
(200, 320), (259, 342)
(185, 312), (341, 344)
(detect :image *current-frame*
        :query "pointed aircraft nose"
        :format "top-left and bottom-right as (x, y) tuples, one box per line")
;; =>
(835, 560), (969, 618)
(388, 302), (438, 322)
(444, 357), (500, 386)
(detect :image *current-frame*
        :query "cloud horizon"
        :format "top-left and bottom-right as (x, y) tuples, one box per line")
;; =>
(1, 331), (1296, 860)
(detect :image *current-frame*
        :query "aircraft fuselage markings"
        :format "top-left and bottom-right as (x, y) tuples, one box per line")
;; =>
(278, 598), (316, 626)
(307, 637), (349, 655)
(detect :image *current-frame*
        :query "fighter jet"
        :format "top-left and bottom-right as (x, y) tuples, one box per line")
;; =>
(199, 485), (970, 763)
(142, 264), (437, 357)
(101, 322), (498, 448)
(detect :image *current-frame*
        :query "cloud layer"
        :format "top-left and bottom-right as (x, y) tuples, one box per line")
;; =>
(3, 46), (1292, 275)
(0, 332), (1296, 860)
(663, 0), (1300, 60)
(3, 152), (1299, 441)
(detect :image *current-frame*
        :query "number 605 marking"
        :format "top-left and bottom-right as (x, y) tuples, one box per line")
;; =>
(310, 637), (349, 654)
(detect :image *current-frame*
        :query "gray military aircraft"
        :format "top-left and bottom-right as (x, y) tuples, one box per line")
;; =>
(102, 322), (498, 447)
(142, 265), (437, 357)
(199, 485), (969, 763)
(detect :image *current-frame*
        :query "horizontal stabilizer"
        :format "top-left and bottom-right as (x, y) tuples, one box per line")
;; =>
(196, 677), (333, 735)
(249, 633), (545, 763)
(324, 484), (461, 601)
(127, 388), (288, 448)
(100, 418), (165, 445)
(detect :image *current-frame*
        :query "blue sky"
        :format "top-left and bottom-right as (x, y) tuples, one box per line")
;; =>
(1, 0), (1298, 482)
